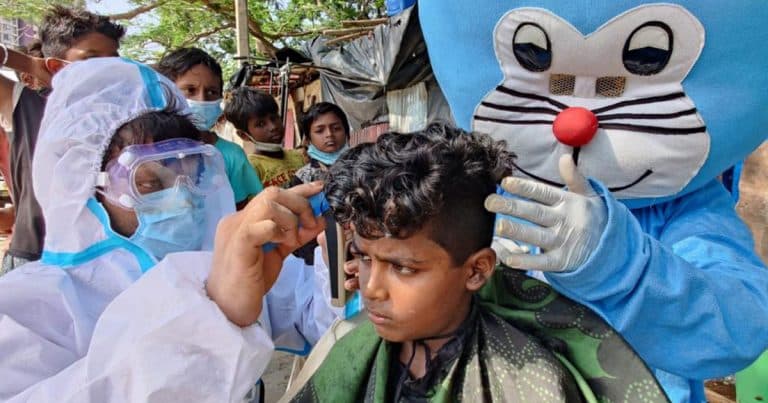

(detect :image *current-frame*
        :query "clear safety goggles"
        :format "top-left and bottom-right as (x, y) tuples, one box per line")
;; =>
(97, 138), (227, 208)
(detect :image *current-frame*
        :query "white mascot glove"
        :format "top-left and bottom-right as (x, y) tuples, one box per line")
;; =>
(485, 155), (608, 272)
(491, 237), (531, 264)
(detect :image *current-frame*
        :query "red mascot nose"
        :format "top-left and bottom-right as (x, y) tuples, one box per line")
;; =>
(552, 107), (598, 147)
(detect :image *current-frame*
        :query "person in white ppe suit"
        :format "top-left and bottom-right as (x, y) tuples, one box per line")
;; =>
(0, 57), (336, 402)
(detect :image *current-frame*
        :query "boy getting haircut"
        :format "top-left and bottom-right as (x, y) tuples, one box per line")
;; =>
(223, 87), (304, 188)
(290, 123), (667, 403)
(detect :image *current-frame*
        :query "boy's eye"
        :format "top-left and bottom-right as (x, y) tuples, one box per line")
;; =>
(136, 179), (163, 194)
(352, 252), (371, 263)
(392, 265), (416, 275)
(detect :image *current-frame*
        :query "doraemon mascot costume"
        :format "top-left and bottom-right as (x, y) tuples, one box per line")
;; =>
(418, 2), (768, 402)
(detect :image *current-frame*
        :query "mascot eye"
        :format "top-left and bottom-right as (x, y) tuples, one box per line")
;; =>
(623, 21), (673, 75)
(513, 23), (552, 72)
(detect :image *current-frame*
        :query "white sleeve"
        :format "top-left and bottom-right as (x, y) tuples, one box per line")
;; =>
(265, 250), (342, 350)
(0, 252), (273, 403)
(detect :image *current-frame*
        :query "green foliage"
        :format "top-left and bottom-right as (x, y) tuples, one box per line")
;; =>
(1, 0), (386, 80)
(0, 0), (83, 24)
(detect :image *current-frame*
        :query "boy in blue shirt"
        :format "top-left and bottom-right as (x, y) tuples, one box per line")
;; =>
(156, 47), (263, 209)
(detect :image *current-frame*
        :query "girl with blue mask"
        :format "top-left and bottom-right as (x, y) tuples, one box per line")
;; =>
(290, 102), (350, 186)
(288, 102), (350, 266)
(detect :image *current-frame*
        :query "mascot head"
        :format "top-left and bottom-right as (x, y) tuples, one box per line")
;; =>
(419, 1), (768, 208)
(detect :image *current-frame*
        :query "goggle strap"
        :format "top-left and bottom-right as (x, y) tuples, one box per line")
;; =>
(95, 172), (110, 187)
(117, 151), (138, 167)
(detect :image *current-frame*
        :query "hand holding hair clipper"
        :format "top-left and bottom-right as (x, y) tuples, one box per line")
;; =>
(485, 155), (608, 272)
(206, 183), (326, 327)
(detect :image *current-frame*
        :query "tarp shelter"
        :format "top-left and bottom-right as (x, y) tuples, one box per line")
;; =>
(301, 5), (454, 141)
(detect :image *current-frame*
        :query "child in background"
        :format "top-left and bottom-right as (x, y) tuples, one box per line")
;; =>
(289, 102), (350, 264)
(224, 87), (305, 188)
(290, 102), (350, 186)
(155, 47), (263, 210)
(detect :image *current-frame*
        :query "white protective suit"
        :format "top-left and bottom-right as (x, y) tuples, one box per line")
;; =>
(0, 58), (338, 402)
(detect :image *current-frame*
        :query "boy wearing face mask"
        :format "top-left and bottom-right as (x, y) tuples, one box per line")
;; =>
(225, 87), (306, 188)
(155, 47), (264, 210)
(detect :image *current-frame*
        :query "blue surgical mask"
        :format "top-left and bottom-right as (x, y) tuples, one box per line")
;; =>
(308, 144), (348, 165)
(130, 187), (206, 260)
(187, 99), (223, 131)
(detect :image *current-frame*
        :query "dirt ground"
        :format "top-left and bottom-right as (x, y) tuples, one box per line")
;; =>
(262, 352), (293, 403)
(736, 141), (768, 264)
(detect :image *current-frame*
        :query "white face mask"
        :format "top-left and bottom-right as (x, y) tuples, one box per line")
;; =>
(238, 130), (284, 152)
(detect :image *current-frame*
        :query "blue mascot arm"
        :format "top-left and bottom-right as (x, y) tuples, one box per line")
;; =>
(545, 179), (768, 380)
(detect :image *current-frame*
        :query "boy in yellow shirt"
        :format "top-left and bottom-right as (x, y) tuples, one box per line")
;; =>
(224, 87), (304, 188)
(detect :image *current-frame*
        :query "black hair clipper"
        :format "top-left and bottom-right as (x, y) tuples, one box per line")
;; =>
(323, 211), (350, 308)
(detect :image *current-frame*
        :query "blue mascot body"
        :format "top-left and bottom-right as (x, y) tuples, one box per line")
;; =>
(419, 2), (768, 402)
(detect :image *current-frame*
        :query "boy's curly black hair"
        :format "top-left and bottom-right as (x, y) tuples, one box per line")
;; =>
(324, 122), (515, 265)
(40, 5), (125, 59)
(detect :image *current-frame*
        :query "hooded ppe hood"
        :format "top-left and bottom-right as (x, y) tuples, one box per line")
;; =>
(33, 57), (233, 271)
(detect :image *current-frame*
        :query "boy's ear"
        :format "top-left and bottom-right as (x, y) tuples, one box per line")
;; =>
(465, 247), (496, 292)
(19, 72), (36, 89)
(44, 57), (70, 76)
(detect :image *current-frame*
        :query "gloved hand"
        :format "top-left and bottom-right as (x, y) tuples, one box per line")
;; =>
(491, 237), (531, 267)
(484, 155), (607, 272)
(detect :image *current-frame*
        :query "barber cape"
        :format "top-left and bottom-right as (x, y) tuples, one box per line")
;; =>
(291, 268), (667, 403)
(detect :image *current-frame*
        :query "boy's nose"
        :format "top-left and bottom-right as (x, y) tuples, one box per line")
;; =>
(361, 263), (388, 301)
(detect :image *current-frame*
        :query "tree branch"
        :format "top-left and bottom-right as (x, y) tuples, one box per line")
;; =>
(325, 31), (369, 46)
(322, 27), (373, 36)
(108, 0), (169, 20)
(341, 18), (388, 27)
(181, 23), (235, 47)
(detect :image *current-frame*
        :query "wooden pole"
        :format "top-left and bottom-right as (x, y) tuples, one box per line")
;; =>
(234, 0), (249, 65)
